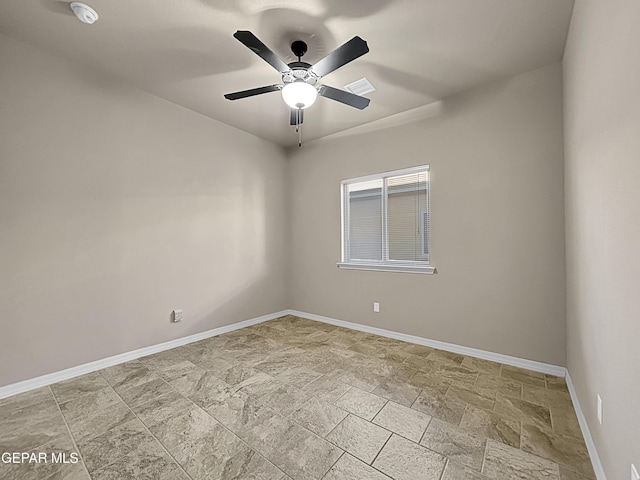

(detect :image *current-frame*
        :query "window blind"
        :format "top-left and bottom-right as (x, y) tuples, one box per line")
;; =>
(342, 166), (430, 266)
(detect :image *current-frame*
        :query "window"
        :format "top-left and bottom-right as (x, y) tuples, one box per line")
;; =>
(338, 165), (435, 274)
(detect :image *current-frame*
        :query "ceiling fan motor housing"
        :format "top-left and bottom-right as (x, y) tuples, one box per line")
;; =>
(291, 40), (308, 59)
(282, 62), (318, 86)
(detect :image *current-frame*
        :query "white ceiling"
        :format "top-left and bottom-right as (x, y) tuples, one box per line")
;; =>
(0, 0), (575, 147)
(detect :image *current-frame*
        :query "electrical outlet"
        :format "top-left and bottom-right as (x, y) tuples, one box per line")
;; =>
(172, 309), (183, 323)
(373, 302), (380, 313)
(597, 394), (603, 424)
(631, 464), (639, 480)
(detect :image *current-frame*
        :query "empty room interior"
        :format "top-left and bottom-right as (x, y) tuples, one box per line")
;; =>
(0, 1), (638, 479)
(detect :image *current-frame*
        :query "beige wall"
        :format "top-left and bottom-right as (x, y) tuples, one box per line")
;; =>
(288, 63), (566, 366)
(563, 0), (640, 478)
(0, 34), (289, 387)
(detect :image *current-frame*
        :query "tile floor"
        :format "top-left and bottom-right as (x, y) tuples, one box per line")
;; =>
(0, 315), (596, 480)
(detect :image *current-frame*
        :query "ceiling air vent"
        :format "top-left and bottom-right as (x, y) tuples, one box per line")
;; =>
(344, 77), (376, 96)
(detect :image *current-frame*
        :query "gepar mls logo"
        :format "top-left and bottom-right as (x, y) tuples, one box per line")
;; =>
(2, 452), (80, 464)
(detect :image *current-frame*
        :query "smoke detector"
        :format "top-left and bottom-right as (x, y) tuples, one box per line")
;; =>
(70, 2), (99, 24)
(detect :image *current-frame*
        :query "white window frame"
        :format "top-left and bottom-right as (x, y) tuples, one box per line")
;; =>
(338, 165), (435, 274)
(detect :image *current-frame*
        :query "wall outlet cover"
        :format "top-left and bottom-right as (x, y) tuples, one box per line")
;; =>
(373, 302), (380, 313)
(172, 309), (183, 323)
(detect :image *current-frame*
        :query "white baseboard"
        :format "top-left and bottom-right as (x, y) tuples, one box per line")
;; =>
(565, 372), (607, 480)
(285, 309), (567, 377)
(0, 310), (289, 400)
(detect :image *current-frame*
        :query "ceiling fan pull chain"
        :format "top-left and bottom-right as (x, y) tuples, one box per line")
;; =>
(298, 122), (302, 147)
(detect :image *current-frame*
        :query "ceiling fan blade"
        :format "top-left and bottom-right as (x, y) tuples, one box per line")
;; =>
(311, 36), (369, 78)
(290, 108), (304, 125)
(318, 85), (370, 110)
(233, 30), (291, 74)
(224, 84), (281, 100)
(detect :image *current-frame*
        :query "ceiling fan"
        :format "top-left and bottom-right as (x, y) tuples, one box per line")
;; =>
(224, 30), (371, 145)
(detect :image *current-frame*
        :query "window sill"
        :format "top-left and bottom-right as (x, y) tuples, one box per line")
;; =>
(337, 262), (437, 274)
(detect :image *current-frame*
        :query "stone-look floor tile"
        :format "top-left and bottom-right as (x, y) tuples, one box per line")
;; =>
(155, 360), (201, 382)
(149, 405), (219, 450)
(520, 424), (594, 476)
(258, 384), (311, 416)
(0, 318), (595, 480)
(108, 367), (159, 392)
(0, 433), (83, 480)
(169, 369), (229, 408)
(427, 350), (465, 367)
(167, 421), (267, 480)
(0, 398), (61, 437)
(447, 384), (496, 411)
(66, 402), (136, 442)
(138, 349), (189, 371)
(323, 453), (392, 480)
(270, 425), (343, 480)
(237, 349), (282, 368)
(461, 357), (502, 376)
(372, 376), (422, 407)
(219, 364), (263, 386)
(274, 367), (323, 389)
(99, 363), (153, 389)
(404, 353), (446, 372)
(545, 375), (569, 393)
(409, 371), (452, 394)
(209, 394), (296, 460)
(412, 389), (467, 425)
(192, 354), (238, 373)
(476, 373), (523, 398)
(115, 376), (175, 408)
(375, 346), (410, 365)
(76, 418), (155, 473)
(91, 439), (185, 480)
(373, 434), (447, 480)
(302, 376), (352, 403)
(0, 386), (54, 413)
(523, 385), (573, 410)
(59, 388), (123, 421)
(372, 401), (431, 442)
(559, 465), (596, 480)
(338, 371), (381, 392)
(442, 460), (492, 480)
(50, 373), (110, 405)
(347, 355), (397, 379)
(326, 414), (390, 464)
(0, 411), (68, 452)
(501, 365), (546, 388)
(290, 397), (348, 437)
(322, 346), (357, 362)
(205, 388), (257, 433)
(420, 418), (486, 471)
(41, 462), (92, 480)
(192, 446), (285, 480)
(494, 395), (553, 430)
(437, 364), (479, 388)
(132, 390), (194, 428)
(459, 405), (521, 448)
(402, 343), (435, 357)
(232, 371), (280, 398)
(334, 387), (387, 421)
(483, 440), (560, 479)
(549, 407), (582, 439)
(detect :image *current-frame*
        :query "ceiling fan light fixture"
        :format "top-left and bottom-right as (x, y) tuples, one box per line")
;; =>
(281, 81), (318, 109)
